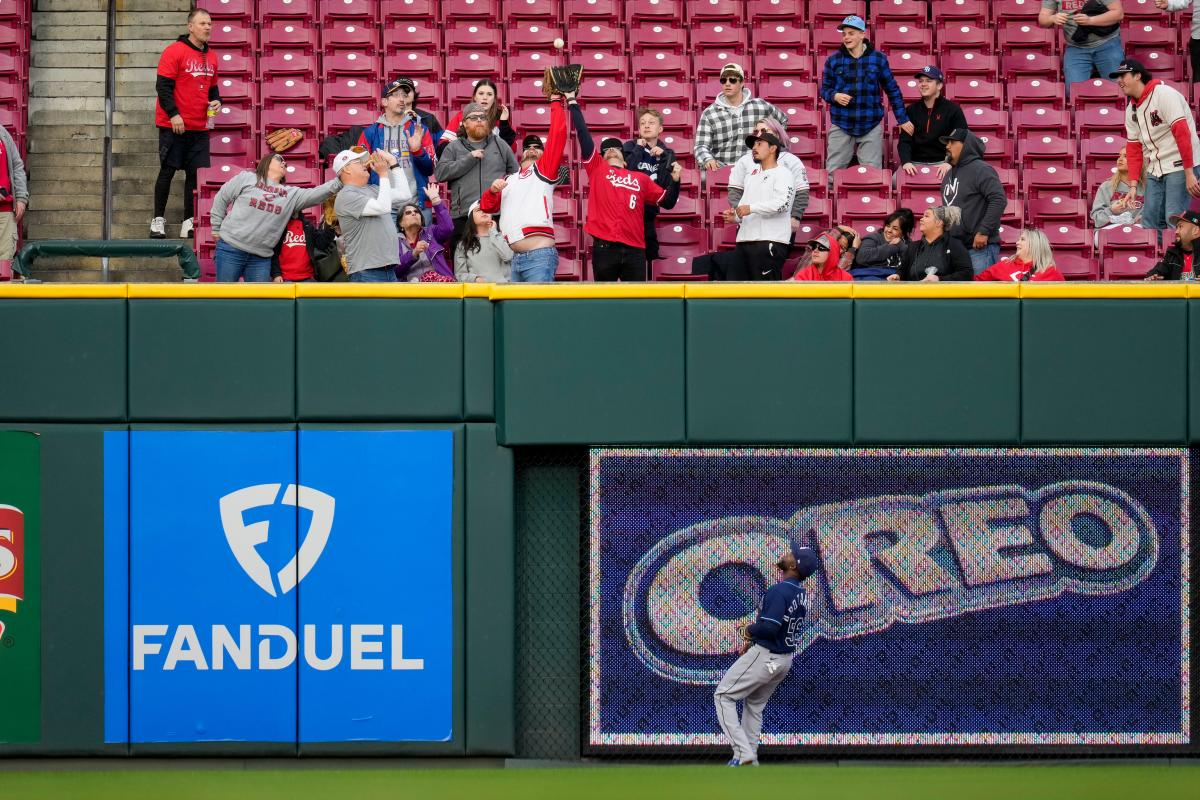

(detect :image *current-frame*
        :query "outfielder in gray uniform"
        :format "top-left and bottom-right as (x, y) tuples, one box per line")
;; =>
(714, 545), (819, 766)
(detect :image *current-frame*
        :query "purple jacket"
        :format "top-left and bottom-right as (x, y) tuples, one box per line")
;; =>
(396, 202), (454, 280)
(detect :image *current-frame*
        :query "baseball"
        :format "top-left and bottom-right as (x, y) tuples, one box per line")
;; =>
(553, 37), (565, 49)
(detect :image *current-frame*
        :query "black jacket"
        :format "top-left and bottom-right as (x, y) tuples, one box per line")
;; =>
(899, 96), (967, 165)
(1145, 241), (1195, 280)
(941, 131), (1007, 247)
(622, 139), (677, 220)
(898, 234), (974, 281)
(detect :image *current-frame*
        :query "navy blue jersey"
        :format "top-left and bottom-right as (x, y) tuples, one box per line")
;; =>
(746, 579), (807, 654)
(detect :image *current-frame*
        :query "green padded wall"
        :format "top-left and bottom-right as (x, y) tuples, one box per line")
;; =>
(296, 299), (464, 421)
(1023, 299), (1187, 443)
(0, 301), (126, 421)
(496, 300), (685, 445)
(128, 300), (295, 421)
(464, 298), (496, 421)
(687, 299), (853, 443)
(856, 300), (1021, 444)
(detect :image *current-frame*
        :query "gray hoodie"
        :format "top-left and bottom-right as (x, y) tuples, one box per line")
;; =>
(0, 124), (28, 205)
(454, 228), (513, 283)
(434, 134), (520, 219)
(1163, 0), (1200, 41)
(210, 172), (342, 257)
(940, 132), (1007, 247)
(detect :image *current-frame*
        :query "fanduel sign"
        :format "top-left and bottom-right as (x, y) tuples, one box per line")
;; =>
(105, 430), (453, 744)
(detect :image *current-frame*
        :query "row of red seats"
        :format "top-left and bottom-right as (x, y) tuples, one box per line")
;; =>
(0, 3), (30, 156)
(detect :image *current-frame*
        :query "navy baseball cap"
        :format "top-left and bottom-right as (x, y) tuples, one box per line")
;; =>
(791, 544), (820, 581)
(838, 14), (867, 31)
(915, 65), (944, 81)
(382, 76), (415, 98)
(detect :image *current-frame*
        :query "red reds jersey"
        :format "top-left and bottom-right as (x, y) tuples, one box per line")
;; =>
(155, 38), (218, 131)
(581, 151), (666, 248)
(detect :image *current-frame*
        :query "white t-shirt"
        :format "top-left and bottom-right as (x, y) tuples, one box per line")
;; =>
(735, 164), (796, 245)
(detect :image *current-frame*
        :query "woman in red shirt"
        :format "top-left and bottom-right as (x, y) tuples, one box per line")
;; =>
(975, 229), (1065, 282)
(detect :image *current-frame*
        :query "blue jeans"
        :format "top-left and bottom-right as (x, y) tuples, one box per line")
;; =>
(348, 266), (398, 282)
(215, 240), (272, 282)
(511, 247), (559, 282)
(1142, 167), (1200, 231)
(968, 242), (1000, 276)
(1063, 37), (1124, 94)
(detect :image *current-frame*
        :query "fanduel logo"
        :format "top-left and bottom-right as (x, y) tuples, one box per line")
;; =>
(219, 484), (334, 597)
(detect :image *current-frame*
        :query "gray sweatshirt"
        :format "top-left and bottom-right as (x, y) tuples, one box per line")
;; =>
(0, 124), (28, 205)
(1164, 0), (1200, 39)
(210, 172), (342, 257)
(1090, 177), (1140, 228)
(434, 135), (520, 219)
(454, 229), (513, 283)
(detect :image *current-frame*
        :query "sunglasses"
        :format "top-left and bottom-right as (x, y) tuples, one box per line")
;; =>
(720, 76), (742, 84)
(811, 242), (830, 252)
(271, 154), (286, 165)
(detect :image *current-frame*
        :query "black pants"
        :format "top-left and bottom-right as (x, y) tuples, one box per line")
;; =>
(730, 241), (787, 281)
(1191, 38), (1200, 84)
(154, 166), (197, 219)
(591, 237), (647, 281)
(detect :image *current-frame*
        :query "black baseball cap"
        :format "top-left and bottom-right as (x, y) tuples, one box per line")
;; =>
(1169, 204), (1200, 228)
(939, 128), (969, 144)
(521, 134), (545, 150)
(1109, 59), (1152, 81)
(382, 77), (416, 97)
(599, 137), (624, 153)
(745, 131), (784, 149)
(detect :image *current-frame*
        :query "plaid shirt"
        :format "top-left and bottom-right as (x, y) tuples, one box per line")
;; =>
(820, 42), (909, 137)
(694, 90), (788, 167)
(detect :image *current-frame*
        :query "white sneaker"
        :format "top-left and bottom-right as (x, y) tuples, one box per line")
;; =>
(180, 218), (194, 239)
(150, 217), (166, 239)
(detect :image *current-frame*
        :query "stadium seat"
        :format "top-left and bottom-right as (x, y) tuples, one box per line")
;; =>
(580, 49), (630, 79)
(758, 77), (817, 107)
(445, 22), (502, 53)
(800, 195), (832, 230)
(212, 19), (256, 47)
(1123, 20), (1175, 57)
(630, 22), (687, 50)
(380, 0), (438, 21)
(507, 22), (565, 51)
(212, 98), (256, 131)
(693, 48), (750, 79)
(1075, 104), (1126, 137)
(569, 22), (626, 51)
(1070, 78), (1122, 111)
(946, 77), (1002, 109)
(897, 164), (944, 201)
(1081, 133), (1125, 173)
(260, 46), (318, 76)
(876, 24), (933, 52)
(1141, 51), (1188, 81)
(1098, 225), (1158, 263)
(873, 0), (929, 27)
(787, 136), (822, 164)
(631, 44), (689, 77)
(1008, 77), (1065, 111)
(209, 129), (254, 161)
(263, 76), (319, 102)
(1002, 52), (1061, 82)
(445, 49), (503, 77)
(322, 0), (378, 21)
(808, 0), (865, 24)
(658, 184), (702, 219)
(627, 0), (686, 24)
(1027, 195), (1088, 227)
(979, 134), (1014, 163)
(1054, 252), (1100, 280)
(660, 131), (695, 164)
(587, 77), (632, 106)
(692, 22), (748, 50)
(811, 27), (846, 60)
(209, 46), (255, 78)
(654, 222), (708, 279)
(838, 194), (892, 236)
(573, 0), (622, 22)
(261, 21), (319, 49)
(686, 0), (744, 23)
(209, 0), (253, 18)
(324, 23), (380, 53)
(1011, 106), (1070, 137)
(998, 20), (1056, 55)
(1124, 0), (1164, 16)
(281, 161), (324, 186)
(260, 0), (317, 19)
(934, 21), (993, 51)
(751, 21), (810, 53)
(215, 74), (257, 104)
(1000, 198), (1024, 229)
(931, 0), (989, 23)
(942, 50), (998, 80)
(1020, 134), (1076, 169)
(439, 0), (499, 20)
(329, 49), (383, 78)
(756, 50), (814, 81)
(992, 0), (1040, 19)
(1043, 223), (1094, 257)
(901, 184), (944, 213)
(634, 76), (695, 106)
(746, 0), (805, 19)
(834, 165), (893, 201)
(1026, 165), (1082, 199)
(1103, 252), (1156, 280)
(324, 100), (375, 131)
(504, 0), (560, 23)
(323, 75), (377, 104)
(961, 106), (1008, 139)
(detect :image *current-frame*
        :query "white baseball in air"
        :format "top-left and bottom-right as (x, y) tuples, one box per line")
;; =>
(553, 37), (565, 49)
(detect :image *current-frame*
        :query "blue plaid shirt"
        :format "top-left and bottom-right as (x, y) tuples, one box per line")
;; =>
(820, 42), (909, 137)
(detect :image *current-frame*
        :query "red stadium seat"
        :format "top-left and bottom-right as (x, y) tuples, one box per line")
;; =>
(799, 195), (832, 230)
(978, 134), (1014, 163)
(1075, 104), (1126, 137)
(1140, 51), (1188, 81)
(322, 0), (378, 21)
(380, 0), (437, 21)
(504, 0), (559, 22)
(329, 49), (382, 78)
(1011, 106), (1070, 137)
(1003, 52), (1061, 81)
(209, 129), (254, 160)
(655, 101), (694, 130)
(1043, 223), (1094, 256)
(588, 77), (633, 105)
(808, 0), (865, 23)
(1124, 0), (1164, 16)
(756, 50), (814, 80)
(259, 46), (317, 76)
(752, 21), (810, 53)
(262, 76), (318, 102)
(212, 19), (255, 47)
(627, 0), (685, 24)
(758, 77), (817, 107)
(635, 77), (696, 106)
(1054, 252), (1100, 280)
(262, 100), (319, 131)
(578, 49), (630, 78)
(876, 24), (934, 52)
(508, 22), (565, 50)
(900, 183), (944, 212)
(693, 48), (750, 79)
(654, 222), (708, 279)
(324, 20), (380, 50)
(838, 194), (892, 235)
(1070, 78), (1123, 111)
(215, 74), (257, 104)
(998, 20), (1056, 55)
(961, 106), (1009, 138)
(209, 0), (253, 18)
(1026, 165), (1082, 199)
(746, 0), (806, 20)
(212, 98), (256, 131)
(1098, 225), (1158, 263)
(686, 0), (745, 23)
(787, 136), (822, 165)
(692, 21), (747, 51)
(1123, 19), (1175, 56)
(1103, 252), (1156, 280)
(632, 45), (690, 77)
(873, 0), (929, 27)
(324, 100), (375, 131)
(833, 165), (893, 200)
(946, 77), (1002, 109)
(942, 50), (998, 80)
(934, 20), (993, 52)
(811, 27), (846, 60)
(445, 49), (503, 77)
(660, 131), (695, 164)
(281, 161), (324, 186)
(658, 185), (702, 219)
(931, 0), (989, 23)
(445, 22), (502, 53)
(897, 164), (944, 198)
(384, 20), (439, 49)
(1020, 134), (1076, 169)
(1008, 77), (1065, 111)
(991, 0), (1040, 19)
(1081, 133), (1126, 173)
(261, 21), (318, 49)
(569, 22), (626, 51)
(589, 103), (635, 133)
(210, 46), (255, 77)
(323, 75), (377, 104)
(1028, 195), (1088, 227)
(440, 0), (499, 19)
(573, 0), (622, 21)
(259, 0), (317, 19)
(629, 22), (685, 50)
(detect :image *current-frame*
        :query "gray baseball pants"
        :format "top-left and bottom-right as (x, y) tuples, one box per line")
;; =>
(713, 644), (793, 763)
(826, 122), (884, 187)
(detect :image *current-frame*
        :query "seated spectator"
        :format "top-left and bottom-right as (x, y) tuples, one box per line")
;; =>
(210, 154), (343, 282)
(1091, 146), (1143, 229)
(1146, 203), (1200, 279)
(975, 229), (1065, 281)
(792, 232), (851, 281)
(899, 66), (962, 178)
(887, 205), (973, 281)
(852, 209), (915, 280)
(833, 224), (860, 270)
(455, 201), (513, 283)
(439, 78), (517, 156)
(271, 209), (340, 282)
(1039, 0), (1124, 96)
(623, 108), (678, 265)
(695, 63), (788, 171)
(397, 184), (455, 281)
(729, 117), (810, 236)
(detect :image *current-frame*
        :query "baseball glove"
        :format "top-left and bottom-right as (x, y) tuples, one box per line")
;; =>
(542, 64), (584, 99)
(266, 128), (304, 154)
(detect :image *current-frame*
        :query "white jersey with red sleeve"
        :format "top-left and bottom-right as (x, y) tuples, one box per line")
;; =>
(581, 151), (666, 248)
(479, 101), (569, 245)
(1125, 80), (1200, 180)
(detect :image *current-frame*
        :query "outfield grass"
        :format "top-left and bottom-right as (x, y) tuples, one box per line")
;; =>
(0, 763), (1198, 800)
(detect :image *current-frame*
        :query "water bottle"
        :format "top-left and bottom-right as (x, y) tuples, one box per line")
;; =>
(206, 107), (217, 130)
(924, 266), (937, 278)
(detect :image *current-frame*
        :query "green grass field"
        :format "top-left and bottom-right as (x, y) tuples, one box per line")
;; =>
(1, 763), (1198, 800)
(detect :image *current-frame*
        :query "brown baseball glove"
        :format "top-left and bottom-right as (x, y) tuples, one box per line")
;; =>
(266, 128), (304, 154)
(542, 64), (584, 99)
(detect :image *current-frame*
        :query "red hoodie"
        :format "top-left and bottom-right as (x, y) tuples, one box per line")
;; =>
(975, 258), (1065, 282)
(792, 237), (851, 281)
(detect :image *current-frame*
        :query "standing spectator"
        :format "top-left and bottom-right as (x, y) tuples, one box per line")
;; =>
(623, 108), (678, 266)
(820, 16), (913, 176)
(397, 185), (455, 282)
(209, 154), (342, 282)
(333, 148), (414, 282)
(434, 101), (521, 260)
(1039, 0), (1124, 95)
(1146, 202), (1200, 279)
(887, 205), (974, 281)
(152, 8), (220, 240)
(479, 92), (577, 282)
(357, 78), (436, 224)
(439, 79), (517, 156)
(728, 117), (810, 236)
(1112, 59), (1200, 231)
(852, 208), (915, 280)
(695, 63), (788, 172)
(898, 66), (964, 177)
(940, 128), (1007, 274)
(0, 122), (28, 277)
(720, 129), (796, 280)
(578, 117), (682, 282)
(1090, 146), (1143, 229)
(975, 229), (1065, 281)
(454, 201), (513, 283)
(792, 233), (851, 281)
(1155, 0), (1200, 82)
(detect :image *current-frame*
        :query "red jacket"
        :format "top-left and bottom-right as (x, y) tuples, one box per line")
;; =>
(792, 237), (851, 281)
(155, 36), (218, 131)
(975, 258), (1065, 282)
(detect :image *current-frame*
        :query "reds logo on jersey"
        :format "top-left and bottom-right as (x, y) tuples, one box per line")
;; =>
(184, 57), (215, 80)
(1150, 110), (1164, 127)
(0, 504), (26, 641)
(604, 170), (642, 191)
(283, 230), (306, 249)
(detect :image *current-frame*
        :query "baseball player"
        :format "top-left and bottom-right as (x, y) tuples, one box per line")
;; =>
(714, 544), (819, 766)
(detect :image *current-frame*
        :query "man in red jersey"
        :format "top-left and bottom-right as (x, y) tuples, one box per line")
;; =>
(152, 8), (220, 240)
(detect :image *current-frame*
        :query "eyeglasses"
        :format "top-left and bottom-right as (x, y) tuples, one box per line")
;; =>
(720, 76), (742, 84)
(465, 114), (487, 122)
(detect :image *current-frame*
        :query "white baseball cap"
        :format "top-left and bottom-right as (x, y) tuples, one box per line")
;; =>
(332, 148), (369, 175)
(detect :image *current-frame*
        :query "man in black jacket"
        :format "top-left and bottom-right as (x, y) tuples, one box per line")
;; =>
(1146, 204), (1199, 280)
(899, 66), (966, 178)
(941, 128), (1007, 274)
